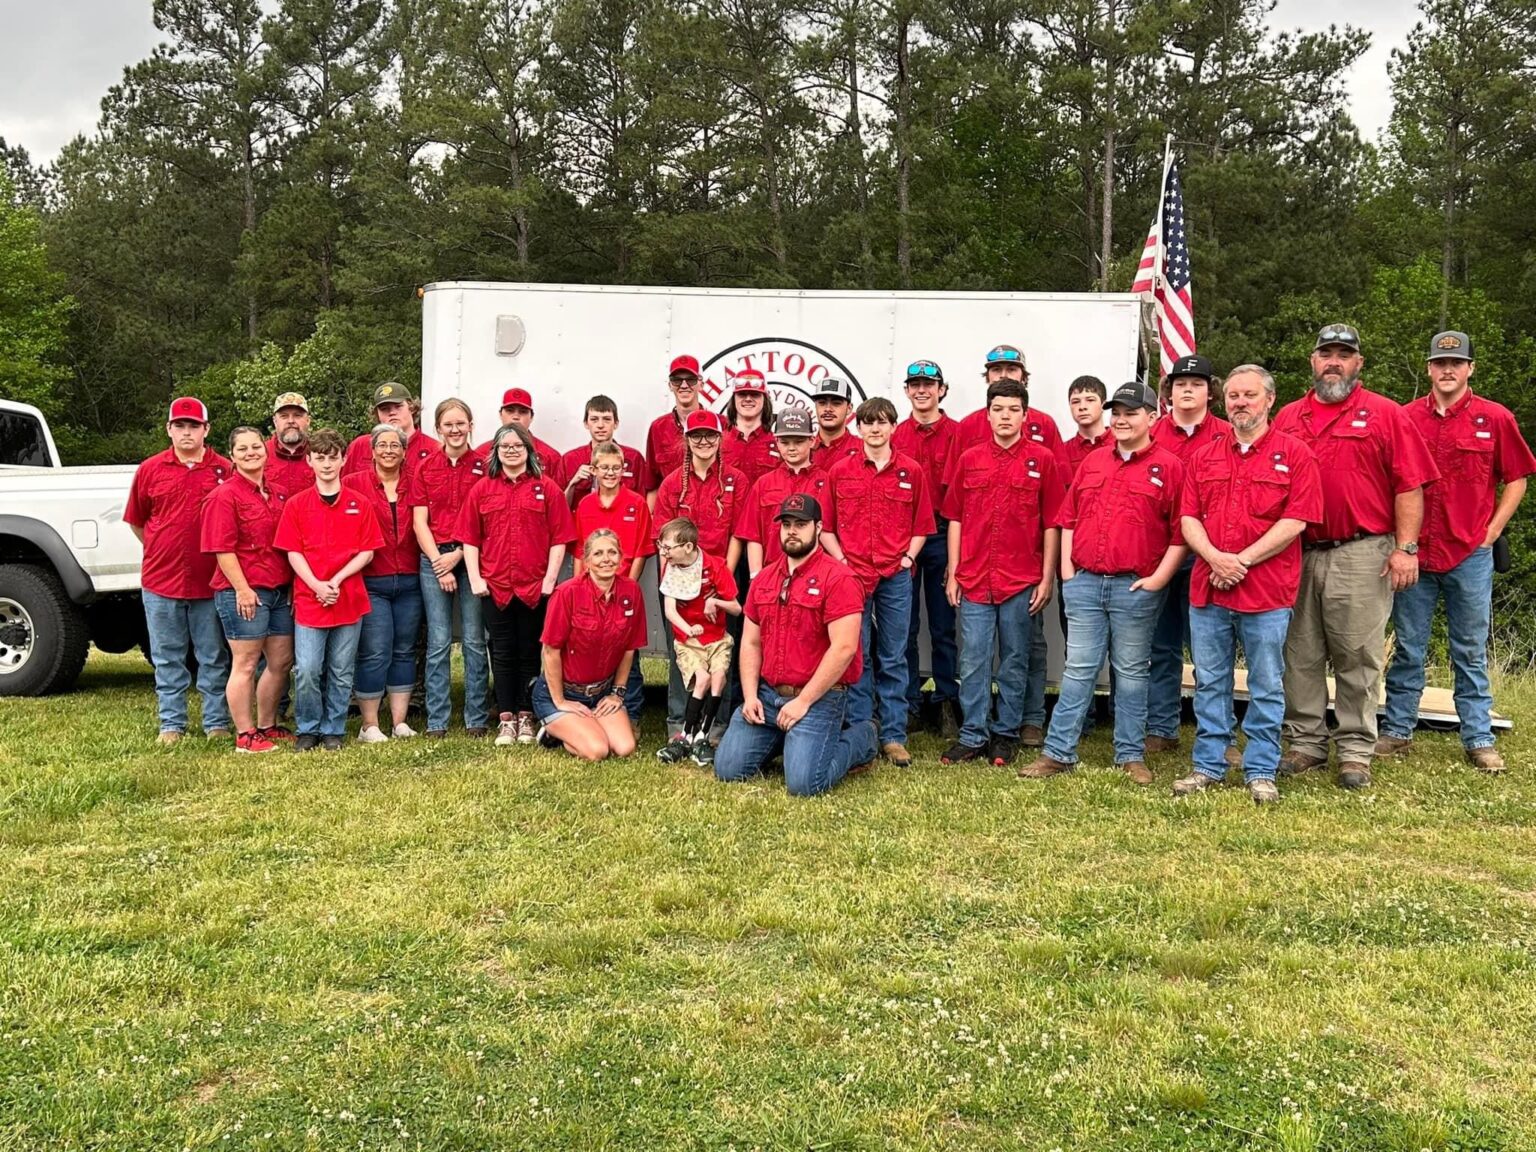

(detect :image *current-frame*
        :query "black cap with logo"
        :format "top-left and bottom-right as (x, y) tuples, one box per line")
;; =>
(775, 493), (824, 522)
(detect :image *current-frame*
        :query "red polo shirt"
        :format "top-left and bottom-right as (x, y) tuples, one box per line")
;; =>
(654, 463), (747, 558)
(1058, 430), (1108, 482)
(664, 551), (738, 644)
(645, 409), (696, 490)
(414, 446), (487, 545)
(1061, 443), (1185, 579)
(540, 574), (648, 686)
(892, 412), (962, 510)
(264, 438), (314, 500)
(722, 424), (781, 488)
(125, 447), (233, 600)
(1406, 391), (1536, 573)
(941, 438), (1066, 603)
(343, 471), (421, 578)
(958, 406), (1064, 456)
(1271, 384), (1439, 545)
(575, 487), (656, 567)
(274, 486), (385, 627)
(344, 428), (438, 478)
(560, 441), (652, 505)
(200, 474), (291, 591)
(1181, 426), (1324, 611)
(734, 465), (834, 569)
(825, 450), (937, 594)
(745, 546), (865, 686)
(811, 430), (864, 471)
(456, 471), (577, 608)
(474, 433), (566, 488)
(1151, 412), (1232, 465)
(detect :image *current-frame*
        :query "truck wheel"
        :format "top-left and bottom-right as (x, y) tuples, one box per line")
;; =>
(0, 564), (91, 697)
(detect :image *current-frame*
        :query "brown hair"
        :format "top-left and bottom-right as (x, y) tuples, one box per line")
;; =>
(308, 428), (346, 457)
(855, 397), (898, 425)
(228, 425), (265, 450)
(658, 517), (699, 547)
(434, 398), (473, 427)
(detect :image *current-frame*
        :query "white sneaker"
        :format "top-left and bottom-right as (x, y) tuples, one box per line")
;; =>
(392, 722), (417, 739)
(495, 712), (517, 746)
(357, 725), (389, 744)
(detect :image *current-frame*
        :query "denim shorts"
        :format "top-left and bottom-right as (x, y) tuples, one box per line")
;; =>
(215, 585), (294, 641)
(531, 674), (608, 726)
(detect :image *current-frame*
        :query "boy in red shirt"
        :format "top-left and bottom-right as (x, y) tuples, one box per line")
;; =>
(561, 394), (651, 506)
(655, 517), (741, 766)
(274, 429), (384, 750)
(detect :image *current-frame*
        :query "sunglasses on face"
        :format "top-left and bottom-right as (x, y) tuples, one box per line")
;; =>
(670, 376), (699, 386)
(985, 348), (1022, 363)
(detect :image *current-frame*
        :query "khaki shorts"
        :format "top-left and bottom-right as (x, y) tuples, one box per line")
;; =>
(676, 635), (734, 686)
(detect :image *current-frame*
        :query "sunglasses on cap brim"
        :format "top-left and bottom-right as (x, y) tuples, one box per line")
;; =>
(1316, 326), (1359, 348)
(985, 349), (1023, 363)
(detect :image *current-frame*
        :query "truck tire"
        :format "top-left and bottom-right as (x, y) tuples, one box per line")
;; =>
(0, 563), (91, 697)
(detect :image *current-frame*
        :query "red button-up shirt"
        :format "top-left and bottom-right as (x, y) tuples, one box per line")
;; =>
(941, 438), (1066, 603)
(344, 471), (421, 578)
(664, 550), (738, 645)
(654, 462), (747, 558)
(125, 447), (233, 600)
(745, 546), (865, 686)
(560, 441), (652, 505)
(1180, 426), (1324, 612)
(722, 424), (782, 489)
(1270, 384), (1440, 545)
(576, 487), (656, 567)
(1151, 412), (1232, 465)
(200, 473), (291, 591)
(1405, 391), (1536, 573)
(1058, 430), (1108, 482)
(540, 574), (648, 685)
(344, 428), (438, 479)
(810, 430), (864, 471)
(456, 472), (577, 608)
(958, 406), (1065, 456)
(1061, 443), (1185, 579)
(892, 412), (962, 511)
(645, 409), (695, 489)
(734, 465), (835, 569)
(474, 433), (566, 488)
(825, 450), (937, 594)
(414, 446), (487, 545)
(264, 438), (314, 500)
(274, 486), (385, 627)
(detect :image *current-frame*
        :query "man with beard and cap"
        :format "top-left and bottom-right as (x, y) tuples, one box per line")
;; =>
(344, 382), (439, 477)
(266, 392), (314, 499)
(1269, 324), (1439, 789)
(1377, 331), (1536, 775)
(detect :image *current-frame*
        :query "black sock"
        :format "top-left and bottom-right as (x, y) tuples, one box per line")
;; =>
(682, 693), (705, 738)
(699, 692), (721, 733)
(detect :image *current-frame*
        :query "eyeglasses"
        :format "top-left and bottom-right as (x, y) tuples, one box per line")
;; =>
(985, 348), (1022, 363)
(906, 362), (942, 379)
(778, 574), (792, 605)
(687, 432), (721, 443)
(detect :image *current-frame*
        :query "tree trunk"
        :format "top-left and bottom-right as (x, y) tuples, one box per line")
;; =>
(242, 133), (258, 342)
(847, 15), (873, 285)
(895, 11), (912, 289)
(1100, 0), (1116, 292)
(1440, 116), (1460, 329)
(510, 116), (529, 266)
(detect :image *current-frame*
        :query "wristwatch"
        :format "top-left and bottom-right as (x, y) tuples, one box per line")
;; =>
(1396, 541), (1419, 556)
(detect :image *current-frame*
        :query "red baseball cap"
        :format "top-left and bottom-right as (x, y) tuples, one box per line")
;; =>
(168, 397), (210, 424)
(500, 387), (534, 412)
(669, 354), (701, 378)
(732, 369), (767, 393)
(684, 410), (724, 436)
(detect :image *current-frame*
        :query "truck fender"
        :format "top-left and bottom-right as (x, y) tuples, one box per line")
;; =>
(0, 515), (97, 604)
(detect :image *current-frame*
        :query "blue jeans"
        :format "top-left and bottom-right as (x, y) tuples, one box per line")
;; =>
(850, 572), (914, 746)
(294, 622), (362, 737)
(1190, 605), (1291, 782)
(715, 686), (877, 797)
(355, 574), (424, 699)
(905, 531), (958, 706)
(142, 590), (231, 734)
(956, 591), (1037, 748)
(1147, 558), (1192, 738)
(1383, 546), (1495, 750)
(419, 556), (489, 731)
(1043, 572), (1163, 765)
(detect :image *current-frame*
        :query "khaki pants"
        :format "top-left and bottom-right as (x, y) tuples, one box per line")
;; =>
(1282, 534), (1394, 763)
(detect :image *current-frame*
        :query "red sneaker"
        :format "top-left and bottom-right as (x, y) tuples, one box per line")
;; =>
(236, 730), (277, 754)
(259, 725), (294, 741)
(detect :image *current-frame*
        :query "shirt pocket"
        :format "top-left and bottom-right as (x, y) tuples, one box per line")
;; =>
(1456, 437), (1495, 487)
(1249, 474), (1291, 521)
(1324, 423), (1378, 473)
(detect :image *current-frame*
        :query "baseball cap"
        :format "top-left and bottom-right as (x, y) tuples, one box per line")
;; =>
(774, 493), (824, 522)
(372, 381), (414, 407)
(669, 354), (701, 378)
(1427, 330), (1474, 361)
(1109, 381), (1159, 412)
(272, 391), (309, 414)
(1314, 323), (1361, 353)
(905, 359), (945, 384)
(500, 387), (534, 412)
(773, 409), (814, 437)
(733, 369), (767, 393)
(984, 344), (1027, 369)
(811, 377), (854, 402)
(684, 410), (724, 436)
(1168, 354), (1214, 382)
(168, 397), (210, 424)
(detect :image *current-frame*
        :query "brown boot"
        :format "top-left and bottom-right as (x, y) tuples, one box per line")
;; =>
(1144, 734), (1181, 754)
(1465, 746), (1506, 774)
(1120, 760), (1154, 785)
(1373, 734), (1413, 758)
(1279, 749), (1327, 777)
(882, 741), (912, 767)
(1018, 754), (1073, 780)
(1020, 724), (1045, 748)
(1338, 761), (1372, 790)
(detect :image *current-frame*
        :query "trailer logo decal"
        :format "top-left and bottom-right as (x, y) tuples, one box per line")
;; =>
(700, 337), (867, 417)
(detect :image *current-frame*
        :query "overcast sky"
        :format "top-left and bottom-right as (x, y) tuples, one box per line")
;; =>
(0, 0), (1418, 166)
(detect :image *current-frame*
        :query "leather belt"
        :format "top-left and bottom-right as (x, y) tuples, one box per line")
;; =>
(565, 677), (615, 698)
(436, 541), (463, 554)
(1303, 532), (1385, 553)
(771, 683), (846, 698)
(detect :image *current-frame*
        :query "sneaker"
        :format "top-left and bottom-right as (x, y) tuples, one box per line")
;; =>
(1173, 771), (1219, 797)
(259, 725), (294, 742)
(357, 725), (388, 744)
(1018, 754), (1073, 779)
(1019, 725), (1044, 748)
(156, 730), (183, 746)
(657, 735), (693, 763)
(235, 729), (276, 754)
(989, 735), (1020, 767)
(536, 725), (561, 749)
(1374, 734), (1413, 757)
(1338, 761), (1372, 790)
(1279, 749), (1327, 777)
(321, 734), (344, 751)
(1249, 778), (1280, 805)
(882, 742), (912, 767)
(205, 728), (232, 740)
(941, 740), (989, 765)
(1466, 746), (1506, 774)
(1144, 734), (1181, 754)
(392, 723), (418, 739)
(690, 737), (715, 767)
(516, 712), (537, 745)
(495, 712), (517, 746)
(295, 734), (320, 752)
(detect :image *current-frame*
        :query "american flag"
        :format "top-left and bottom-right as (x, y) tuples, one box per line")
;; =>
(1130, 154), (1195, 377)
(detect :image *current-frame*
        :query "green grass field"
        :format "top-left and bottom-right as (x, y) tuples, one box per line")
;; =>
(3, 653), (1534, 1151)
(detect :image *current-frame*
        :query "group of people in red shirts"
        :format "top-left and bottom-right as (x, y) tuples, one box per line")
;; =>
(127, 326), (1531, 800)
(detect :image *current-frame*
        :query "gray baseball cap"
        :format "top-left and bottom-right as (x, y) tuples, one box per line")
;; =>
(1109, 381), (1159, 412)
(811, 377), (854, 402)
(1427, 331), (1474, 361)
(773, 409), (815, 437)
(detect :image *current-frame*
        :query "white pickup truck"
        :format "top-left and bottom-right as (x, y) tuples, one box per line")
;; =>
(0, 399), (146, 696)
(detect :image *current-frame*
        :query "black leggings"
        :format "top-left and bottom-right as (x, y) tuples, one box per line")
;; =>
(484, 595), (547, 714)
